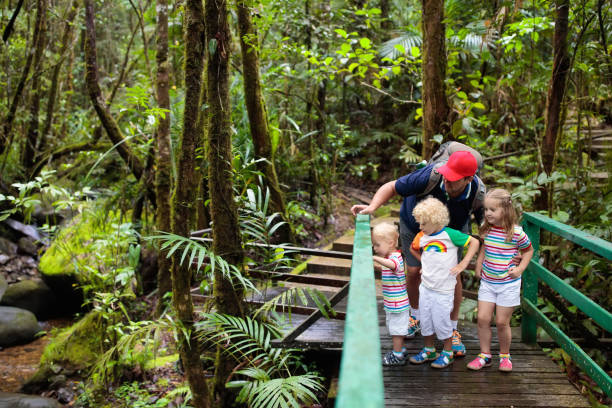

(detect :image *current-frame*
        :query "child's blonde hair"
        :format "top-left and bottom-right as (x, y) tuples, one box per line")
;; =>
(372, 222), (399, 247)
(412, 197), (449, 232)
(479, 188), (518, 242)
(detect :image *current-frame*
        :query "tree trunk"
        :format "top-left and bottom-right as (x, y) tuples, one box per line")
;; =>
(236, 0), (293, 243)
(170, 0), (210, 406)
(36, 0), (80, 174)
(1, 0), (43, 157)
(537, 0), (570, 212)
(84, 0), (145, 181)
(421, 0), (451, 159)
(154, 0), (173, 317)
(205, 0), (245, 405)
(22, 0), (47, 174)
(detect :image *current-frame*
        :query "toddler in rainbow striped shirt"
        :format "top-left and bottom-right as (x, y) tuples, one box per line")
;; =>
(467, 189), (534, 372)
(372, 222), (409, 366)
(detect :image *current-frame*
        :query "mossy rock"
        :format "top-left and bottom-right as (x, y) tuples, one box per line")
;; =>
(38, 209), (131, 314)
(0, 306), (41, 347)
(22, 310), (105, 393)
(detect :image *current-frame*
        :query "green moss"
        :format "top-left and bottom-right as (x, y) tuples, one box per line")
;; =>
(290, 260), (308, 275)
(24, 311), (106, 391)
(143, 353), (179, 370)
(40, 311), (104, 369)
(38, 208), (134, 282)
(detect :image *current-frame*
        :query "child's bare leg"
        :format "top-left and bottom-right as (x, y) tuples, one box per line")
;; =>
(442, 337), (452, 353)
(450, 274), (462, 321)
(423, 334), (435, 349)
(392, 335), (405, 353)
(495, 305), (515, 354)
(477, 301), (496, 354)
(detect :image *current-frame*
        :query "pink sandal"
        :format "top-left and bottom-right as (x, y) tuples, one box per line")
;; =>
(467, 353), (492, 370)
(499, 354), (512, 372)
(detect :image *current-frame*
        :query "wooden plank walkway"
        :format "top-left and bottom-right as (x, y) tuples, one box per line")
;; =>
(278, 296), (589, 407)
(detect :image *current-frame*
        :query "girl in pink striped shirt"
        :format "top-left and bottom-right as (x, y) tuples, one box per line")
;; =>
(467, 189), (534, 372)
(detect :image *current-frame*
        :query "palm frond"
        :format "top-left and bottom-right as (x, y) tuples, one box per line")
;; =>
(146, 231), (258, 293)
(254, 287), (334, 320)
(247, 374), (324, 408)
(379, 31), (422, 60)
(196, 313), (294, 371)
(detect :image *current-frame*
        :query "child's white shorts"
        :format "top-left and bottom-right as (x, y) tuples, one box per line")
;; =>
(385, 309), (411, 336)
(478, 279), (522, 307)
(419, 284), (453, 340)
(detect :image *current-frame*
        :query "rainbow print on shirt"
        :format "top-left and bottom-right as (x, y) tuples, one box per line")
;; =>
(423, 240), (447, 253)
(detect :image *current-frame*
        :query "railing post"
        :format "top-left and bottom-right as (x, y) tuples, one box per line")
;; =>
(522, 218), (540, 343)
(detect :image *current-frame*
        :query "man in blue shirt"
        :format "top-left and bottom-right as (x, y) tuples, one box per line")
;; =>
(351, 151), (485, 357)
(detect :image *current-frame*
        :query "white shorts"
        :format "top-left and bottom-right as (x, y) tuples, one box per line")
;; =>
(478, 279), (522, 307)
(419, 285), (453, 340)
(385, 309), (411, 336)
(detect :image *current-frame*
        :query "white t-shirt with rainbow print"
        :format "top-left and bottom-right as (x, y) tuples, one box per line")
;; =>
(411, 227), (472, 294)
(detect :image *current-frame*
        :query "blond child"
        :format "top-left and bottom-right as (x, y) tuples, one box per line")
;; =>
(467, 189), (534, 372)
(372, 223), (409, 366)
(408, 197), (480, 368)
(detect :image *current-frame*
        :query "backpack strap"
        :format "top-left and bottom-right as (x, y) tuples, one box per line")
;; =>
(416, 163), (444, 198)
(472, 175), (486, 213)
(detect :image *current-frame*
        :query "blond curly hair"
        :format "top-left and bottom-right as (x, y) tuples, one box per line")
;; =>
(372, 222), (399, 246)
(412, 197), (450, 232)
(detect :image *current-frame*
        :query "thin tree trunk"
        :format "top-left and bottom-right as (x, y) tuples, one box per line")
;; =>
(84, 0), (145, 181)
(196, 70), (210, 231)
(421, 0), (451, 159)
(22, 0), (47, 174)
(236, 0), (293, 243)
(1, 0), (43, 156)
(538, 0), (570, 212)
(154, 0), (172, 317)
(36, 0), (80, 172)
(170, 0), (210, 406)
(206, 0), (245, 405)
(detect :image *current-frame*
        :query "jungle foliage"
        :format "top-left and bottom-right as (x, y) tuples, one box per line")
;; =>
(0, 0), (610, 406)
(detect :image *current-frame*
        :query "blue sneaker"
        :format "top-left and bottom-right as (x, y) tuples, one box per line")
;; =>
(409, 348), (438, 364)
(405, 316), (421, 338)
(451, 329), (466, 357)
(383, 350), (406, 366)
(431, 351), (454, 368)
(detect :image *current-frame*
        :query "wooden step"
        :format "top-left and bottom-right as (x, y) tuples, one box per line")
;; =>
(332, 234), (354, 252)
(306, 256), (352, 276)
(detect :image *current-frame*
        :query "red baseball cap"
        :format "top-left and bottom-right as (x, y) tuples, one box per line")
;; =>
(437, 151), (478, 181)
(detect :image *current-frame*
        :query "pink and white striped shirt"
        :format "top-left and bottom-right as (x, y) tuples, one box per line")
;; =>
(481, 225), (532, 284)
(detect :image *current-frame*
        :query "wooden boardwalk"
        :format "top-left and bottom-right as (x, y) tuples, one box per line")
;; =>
(279, 296), (589, 407)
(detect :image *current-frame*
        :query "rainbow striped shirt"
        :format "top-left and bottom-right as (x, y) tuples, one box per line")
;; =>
(481, 225), (532, 284)
(381, 251), (409, 312)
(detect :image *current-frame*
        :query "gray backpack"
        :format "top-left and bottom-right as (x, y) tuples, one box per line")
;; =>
(416, 142), (486, 212)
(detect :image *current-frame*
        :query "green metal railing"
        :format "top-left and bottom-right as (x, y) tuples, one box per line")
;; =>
(336, 214), (384, 408)
(521, 212), (612, 398)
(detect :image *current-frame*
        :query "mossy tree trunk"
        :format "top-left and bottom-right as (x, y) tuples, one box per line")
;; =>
(205, 0), (245, 406)
(421, 0), (451, 159)
(169, 0), (210, 406)
(154, 0), (173, 317)
(21, 0), (47, 174)
(236, 0), (293, 243)
(537, 0), (570, 213)
(84, 0), (145, 181)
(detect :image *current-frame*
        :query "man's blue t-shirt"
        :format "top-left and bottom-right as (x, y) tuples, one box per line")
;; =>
(395, 164), (484, 233)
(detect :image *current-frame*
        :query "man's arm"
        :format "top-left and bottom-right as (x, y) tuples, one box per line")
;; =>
(351, 180), (397, 215)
